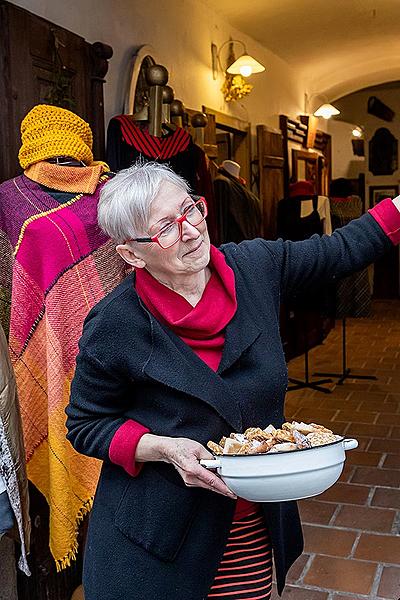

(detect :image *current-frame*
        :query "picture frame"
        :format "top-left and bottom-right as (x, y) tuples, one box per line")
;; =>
(369, 185), (399, 208)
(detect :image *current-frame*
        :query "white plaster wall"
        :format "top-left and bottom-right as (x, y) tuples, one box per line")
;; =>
(328, 120), (365, 180)
(10, 0), (306, 131)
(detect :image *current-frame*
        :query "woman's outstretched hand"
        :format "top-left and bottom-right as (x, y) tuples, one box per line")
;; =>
(135, 434), (237, 499)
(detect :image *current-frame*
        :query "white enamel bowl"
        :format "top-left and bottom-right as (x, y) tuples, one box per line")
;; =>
(200, 437), (358, 502)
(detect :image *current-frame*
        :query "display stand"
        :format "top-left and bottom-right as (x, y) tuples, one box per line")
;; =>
(288, 345), (333, 393)
(287, 319), (333, 393)
(314, 317), (377, 385)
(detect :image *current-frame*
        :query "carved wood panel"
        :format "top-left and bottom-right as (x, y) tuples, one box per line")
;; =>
(0, 0), (112, 182)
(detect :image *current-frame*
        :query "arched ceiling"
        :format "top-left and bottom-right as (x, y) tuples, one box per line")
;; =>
(205, 0), (400, 99)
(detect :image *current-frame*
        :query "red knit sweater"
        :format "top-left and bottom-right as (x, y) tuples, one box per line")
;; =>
(109, 245), (255, 519)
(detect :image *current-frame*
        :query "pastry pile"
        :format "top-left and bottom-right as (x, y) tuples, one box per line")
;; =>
(207, 421), (341, 455)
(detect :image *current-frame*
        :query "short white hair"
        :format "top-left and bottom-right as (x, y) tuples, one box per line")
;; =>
(98, 161), (190, 243)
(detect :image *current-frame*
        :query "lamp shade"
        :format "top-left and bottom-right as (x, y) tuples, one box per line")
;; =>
(313, 103), (340, 119)
(226, 54), (265, 77)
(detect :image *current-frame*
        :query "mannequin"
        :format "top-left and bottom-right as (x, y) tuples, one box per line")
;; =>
(213, 160), (262, 244)
(0, 105), (128, 572)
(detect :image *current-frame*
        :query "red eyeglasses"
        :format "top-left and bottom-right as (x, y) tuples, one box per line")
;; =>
(127, 196), (208, 249)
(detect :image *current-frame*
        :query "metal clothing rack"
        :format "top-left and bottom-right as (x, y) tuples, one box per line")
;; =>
(314, 317), (377, 385)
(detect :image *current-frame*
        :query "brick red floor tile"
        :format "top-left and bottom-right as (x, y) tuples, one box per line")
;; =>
(270, 584), (329, 600)
(369, 438), (400, 453)
(332, 594), (367, 600)
(285, 553), (310, 583)
(382, 453), (400, 468)
(317, 482), (370, 505)
(385, 392), (400, 403)
(350, 391), (388, 404)
(345, 422), (389, 437)
(332, 595), (373, 600)
(303, 524), (357, 556)
(376, 412), (400, 426)
(292, 407), (338, 423)
(320, 399), (361, 410)
(361, 400), (400, 413)
(328, 421), (350, 435)
(389, 426), (400, 439)
(339, 464), (355, 482)
(354, 532), (400, 563)
(377, 565), (400, 598)
(333, 505), (395, 533)
(351, 466), (400, 487)
(333, 409), (377, 423)
(303, 556), (377, 594)
(371, 488), (400, 509)
(299, 499), (337, 525)
(346, 450), (382, 466)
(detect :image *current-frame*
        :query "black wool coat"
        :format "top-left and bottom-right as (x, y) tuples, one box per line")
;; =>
(66, 213), (391, 600)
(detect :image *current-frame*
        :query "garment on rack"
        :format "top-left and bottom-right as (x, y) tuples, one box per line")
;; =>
(24, 160), (109, 194)
(0, 324), (30, 574)
(106, 116), (218, 242)
(330, 195), (371, 317)
(277, 194), (332, 240)
(277, 185), (334, 357)
(0, 172), (129, 569)
(213, 167), (262, 243)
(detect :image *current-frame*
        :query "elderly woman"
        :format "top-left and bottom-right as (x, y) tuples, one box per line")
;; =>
(66, 161), (400, 600)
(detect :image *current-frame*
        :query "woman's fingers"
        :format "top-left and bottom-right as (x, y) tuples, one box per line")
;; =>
(180, 464), (237, 498)
(165, 437), (237, 498)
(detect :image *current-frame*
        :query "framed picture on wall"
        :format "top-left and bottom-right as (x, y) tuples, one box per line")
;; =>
(369, 185), (399, 207)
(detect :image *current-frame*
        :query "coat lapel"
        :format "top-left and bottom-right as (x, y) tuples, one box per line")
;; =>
(218, 266), (263, 374)
(143, 316), (243, 431)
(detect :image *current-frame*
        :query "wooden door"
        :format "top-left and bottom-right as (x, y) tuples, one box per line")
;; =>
(0, 0), (111, 182)
(256, 125), (285, 239)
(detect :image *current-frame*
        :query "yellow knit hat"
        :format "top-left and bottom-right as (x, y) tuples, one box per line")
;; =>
(18, 104), (94, 169)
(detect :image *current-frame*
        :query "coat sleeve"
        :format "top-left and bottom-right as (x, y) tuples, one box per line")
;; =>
(66, 346), (149, 471)
(252, 199), (399, 300)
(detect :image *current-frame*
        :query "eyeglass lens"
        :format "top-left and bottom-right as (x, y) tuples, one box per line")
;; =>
(157, 201), (207, 248)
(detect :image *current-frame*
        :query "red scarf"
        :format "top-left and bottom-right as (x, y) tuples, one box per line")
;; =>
(135, 245), (255, 519)
(135, 245), (237, 371)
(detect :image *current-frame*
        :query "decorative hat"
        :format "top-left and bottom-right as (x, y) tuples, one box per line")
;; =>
(18, 104), (94, 169)
(289, 180), (315, 198)
(221, 160), (241, 179)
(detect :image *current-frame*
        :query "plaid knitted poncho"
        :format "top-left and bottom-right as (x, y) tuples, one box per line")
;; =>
(0, 173), (128, 569)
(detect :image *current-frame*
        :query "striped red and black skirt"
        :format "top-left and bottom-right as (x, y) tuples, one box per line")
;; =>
(207, 510), (273, 599)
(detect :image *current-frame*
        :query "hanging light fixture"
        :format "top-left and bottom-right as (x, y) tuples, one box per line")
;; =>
(313, 103), (341, 119)
(304, 93), (340, 120)
(226, 54), (265, 77)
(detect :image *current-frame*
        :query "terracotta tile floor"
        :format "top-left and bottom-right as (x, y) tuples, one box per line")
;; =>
(271, 300), (400, 600)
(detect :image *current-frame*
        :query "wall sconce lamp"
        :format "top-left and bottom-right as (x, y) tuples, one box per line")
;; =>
(305, 93), (340, 120)
(211, 40), (265, 102)
(352, 126), (363, 138)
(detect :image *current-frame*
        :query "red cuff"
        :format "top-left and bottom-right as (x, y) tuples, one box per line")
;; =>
(109, 420), (150, 476)
(369, 198), (400, 245)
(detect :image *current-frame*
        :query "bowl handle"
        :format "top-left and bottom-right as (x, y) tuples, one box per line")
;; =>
(200, 459), (221, 469)
(343, 438), (358, 451)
